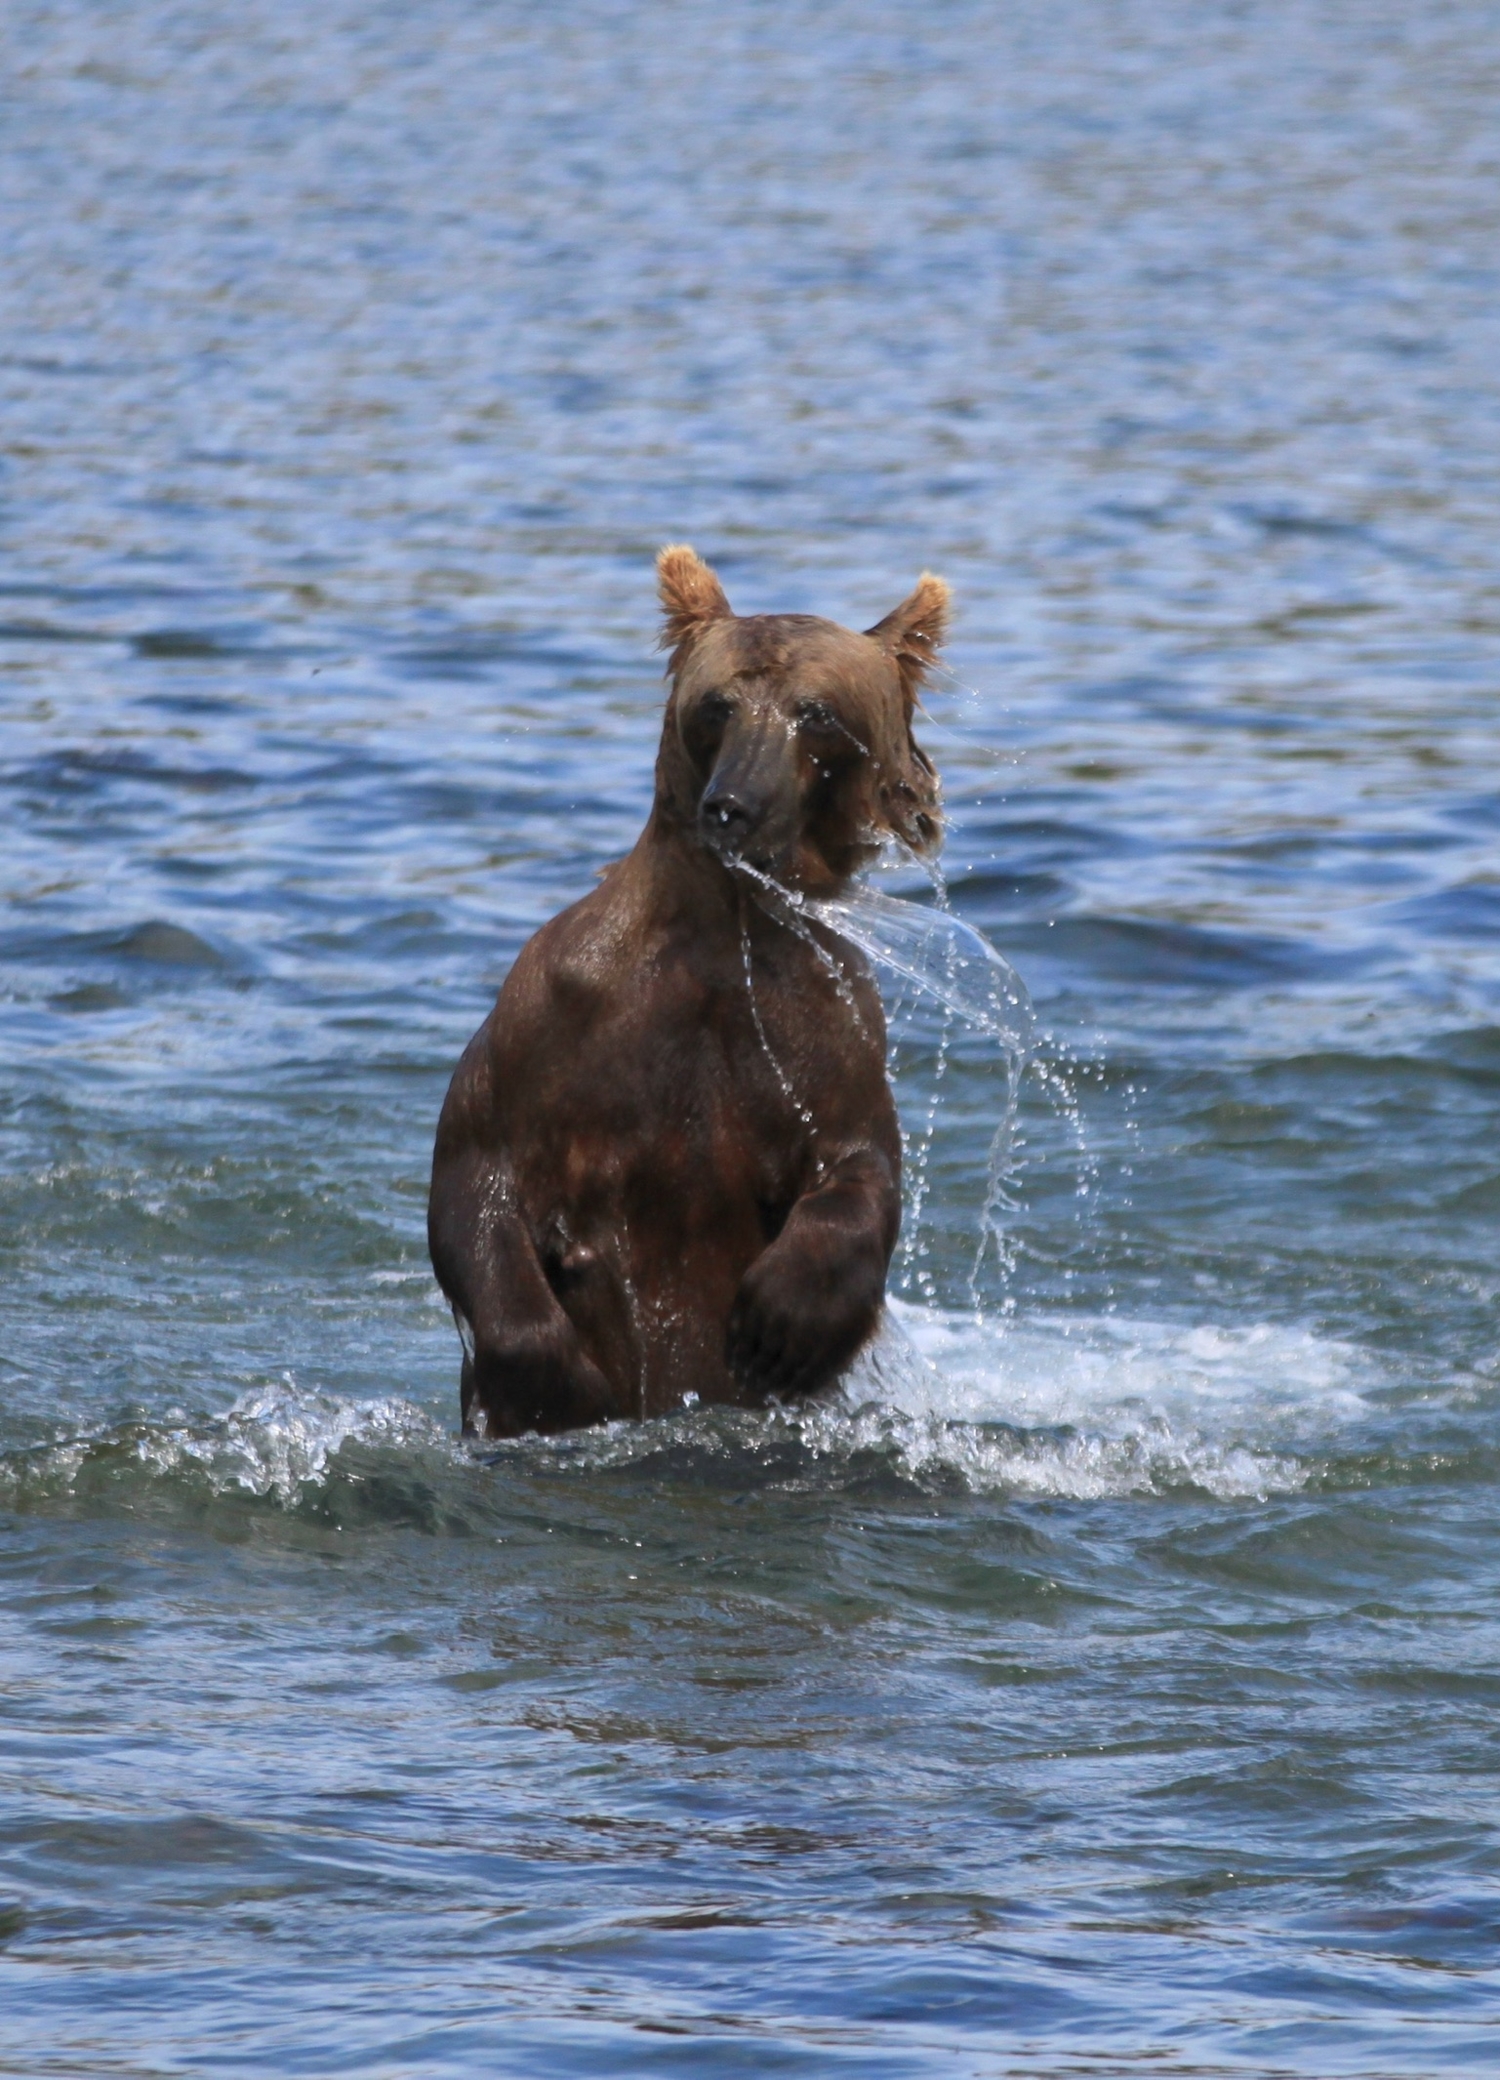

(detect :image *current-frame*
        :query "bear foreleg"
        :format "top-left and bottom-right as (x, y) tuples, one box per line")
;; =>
(725, 1146), (899, 1402)
(429, 1148), (617, 1437)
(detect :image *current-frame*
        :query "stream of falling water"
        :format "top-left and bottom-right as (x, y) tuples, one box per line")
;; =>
(736, 860), (1041, 1312)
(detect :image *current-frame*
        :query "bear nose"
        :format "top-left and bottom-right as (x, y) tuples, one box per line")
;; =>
(700, 789), (753, 840)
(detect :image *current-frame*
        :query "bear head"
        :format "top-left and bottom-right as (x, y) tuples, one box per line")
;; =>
(652, 545), (946, 896)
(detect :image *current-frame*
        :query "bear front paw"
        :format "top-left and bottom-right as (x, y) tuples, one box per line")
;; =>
(465, 1322), (617, 1437)
(726, 1249), (881, 1402)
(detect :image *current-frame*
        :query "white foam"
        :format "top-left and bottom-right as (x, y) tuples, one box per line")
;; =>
(131, 1383), (455, 1502)
(4, 1309), (1377, 1510)
(823, 1299), (1374, 1499)
(872, 1298), (1369, 1426)
(490, 1301), (1375, 1502)
(1, 1383), (459, 1508)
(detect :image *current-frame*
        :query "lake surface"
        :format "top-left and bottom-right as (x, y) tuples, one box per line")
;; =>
(3, 2), (1499, 2072)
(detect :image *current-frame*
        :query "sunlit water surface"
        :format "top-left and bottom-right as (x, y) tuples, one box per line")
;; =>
(3, 3), (1500, 2073)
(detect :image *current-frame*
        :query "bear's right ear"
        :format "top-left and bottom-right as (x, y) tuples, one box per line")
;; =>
(656, 545), (733, 658)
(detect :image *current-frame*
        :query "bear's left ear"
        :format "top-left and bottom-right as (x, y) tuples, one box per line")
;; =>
(866, 572), (951, 714)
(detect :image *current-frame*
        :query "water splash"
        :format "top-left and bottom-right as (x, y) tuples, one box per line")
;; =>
(897, 980), (954, 1302)
(736, 885), (815, 1131)
(473, 1300), (1378, 1503)
(0, 1304), (1384, 1514)
(0, 1383), (460, 1511)
(738, 862), (1036, 1309)
(801, 881), (1034, 1057)
(822, 1299), (1376, 1499)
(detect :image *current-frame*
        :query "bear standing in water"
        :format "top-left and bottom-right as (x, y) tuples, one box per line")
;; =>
(428, 547), (948, 1436)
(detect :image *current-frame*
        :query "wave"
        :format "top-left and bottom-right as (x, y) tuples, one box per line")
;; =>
(0, 1385), (464, 1519)
(835, 1300), (1373, 1499)
(0, 1303), (1383, 1520)
(530, 1302), (1374, 1502)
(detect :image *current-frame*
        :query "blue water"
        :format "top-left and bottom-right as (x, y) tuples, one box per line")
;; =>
(3, 2), (1500, 2072)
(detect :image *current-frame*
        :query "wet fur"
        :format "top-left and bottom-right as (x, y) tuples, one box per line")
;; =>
(428, 548), (947, 1436)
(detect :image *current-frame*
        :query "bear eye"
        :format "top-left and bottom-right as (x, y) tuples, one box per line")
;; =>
(795, 700), (840, 733)
(696, 690), (734, 724)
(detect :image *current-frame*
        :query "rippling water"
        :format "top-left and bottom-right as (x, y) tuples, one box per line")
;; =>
(4, 2), (1500, 2072)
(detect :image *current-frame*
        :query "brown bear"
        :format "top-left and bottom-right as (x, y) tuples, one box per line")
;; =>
(427, 546), (948, 1436)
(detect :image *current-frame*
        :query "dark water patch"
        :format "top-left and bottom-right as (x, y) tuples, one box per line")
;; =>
(1144, 1488), (1500, 1598)
(1431, 1024), (1500, 1075)
(1, 919), (239, 992)
(1392, 882), (1500, 942)
(1437, 1171), (1500, 1213)
(1236, 503), (1388, 546)
(0, 1164), (405, 1271)
(391, 633), (623, 679)
(948, 865), (1068, 914)
(0, 618), (115, 647)
(285, 908), (455, 960)
(953, 815), (1136, 868)
(1306, 1894), (1500, 1970)
(47, 982), (132, 1014)
(106, 920), (231, 968)
(59, 921), (223, 970)
(1446, 790), (1500, 832)
(17, 747), (258, 796)
(0, 1399), (476, 1537)
(1260, 1039), (1500, 1094)
(1007, 914), (1344, 991)
(132, 629), (238, 659)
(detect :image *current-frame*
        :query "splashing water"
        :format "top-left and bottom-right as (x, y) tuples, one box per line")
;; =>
(804, 881), (1034, 1056)
(0, 1384), (461, 1513)
(735, 885), (816, 1132)
(896, 981), (954, 1301)
(804, 881), (1037, 1305)
(736, 861), (1037, 1307)
(730, 861), (1033, 1054)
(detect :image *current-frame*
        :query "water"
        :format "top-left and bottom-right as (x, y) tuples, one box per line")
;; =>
(3, 0), (1500, 2070)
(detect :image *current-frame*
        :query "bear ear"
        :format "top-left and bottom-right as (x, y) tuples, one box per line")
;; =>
(656, 544), (733, 656)
(866, 572), (951, 712)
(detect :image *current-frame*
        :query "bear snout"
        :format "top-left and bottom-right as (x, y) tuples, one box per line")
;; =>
(696, 722), (802, 870)
(698, 783), (766, 864)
